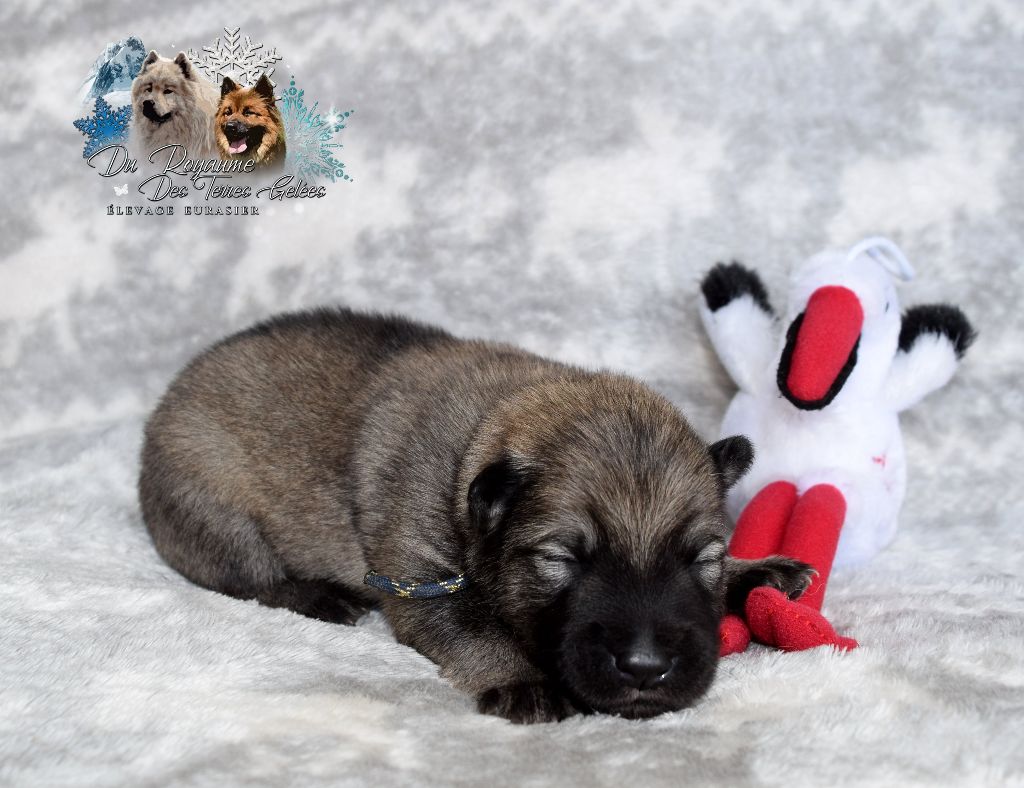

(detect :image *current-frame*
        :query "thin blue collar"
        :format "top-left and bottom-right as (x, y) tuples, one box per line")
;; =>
(363, 570), (468, 599)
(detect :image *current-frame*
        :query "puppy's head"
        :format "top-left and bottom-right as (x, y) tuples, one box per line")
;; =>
(132, 51), (200, 125)
(465, 375), (751, 719)
(216, 74), (283, 162)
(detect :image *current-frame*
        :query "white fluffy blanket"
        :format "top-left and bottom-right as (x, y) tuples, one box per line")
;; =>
(2, 2), (1023, 785)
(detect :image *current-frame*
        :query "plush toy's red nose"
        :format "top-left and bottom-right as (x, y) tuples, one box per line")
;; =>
(785, 286), (864, 404)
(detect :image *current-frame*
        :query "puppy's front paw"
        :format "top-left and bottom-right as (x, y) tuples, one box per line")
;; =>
(761, 556), (817, 600)
(477, 681), (576, 724)
(724, 555), (816, 613)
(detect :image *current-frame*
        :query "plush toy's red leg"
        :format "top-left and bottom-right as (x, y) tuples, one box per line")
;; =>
(719, 482), (798, 656)
(778, 483), (845, 610)
(728, 481), (798, 559)
(718, 614), (751, 656)
(745, 484), (858, 651)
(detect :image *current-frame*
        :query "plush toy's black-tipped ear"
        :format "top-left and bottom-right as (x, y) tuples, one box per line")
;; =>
(173, 52), (193, 79)
(701, 262), (773, 314)
(898, 304), (976, 359)
(469, 458), (531, 536)
(709, 436), (754, 490)
(254, 74), (276, 104)
(220, 77), (238, 97)
(141, 50), (160, 71)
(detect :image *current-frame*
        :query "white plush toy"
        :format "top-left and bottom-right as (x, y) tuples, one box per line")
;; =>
(700, 238), (975, 654)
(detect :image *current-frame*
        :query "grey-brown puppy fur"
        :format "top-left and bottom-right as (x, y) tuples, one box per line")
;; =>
(139, 308), (812, 722)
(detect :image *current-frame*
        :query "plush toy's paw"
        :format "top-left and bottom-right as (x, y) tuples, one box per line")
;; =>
(745, 587), (858, 652)
(898, 304), (976, 359)
(724, 555), (816, 613)
(719, 614), (751, 656)
(477, 681), (577, 724)
(701, 262), (773, 314)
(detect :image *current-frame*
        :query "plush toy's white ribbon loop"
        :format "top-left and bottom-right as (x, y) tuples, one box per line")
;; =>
(847, 236), (916, 282)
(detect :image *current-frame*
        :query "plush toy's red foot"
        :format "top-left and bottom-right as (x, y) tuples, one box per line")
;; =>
(745, 587), (858, 652)
(719, 614), (751, 656)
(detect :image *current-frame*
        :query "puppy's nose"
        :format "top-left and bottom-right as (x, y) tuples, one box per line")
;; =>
(224, 120), (246, 135)
(614, 647), (675, 689)
(142, 100), (154, 110)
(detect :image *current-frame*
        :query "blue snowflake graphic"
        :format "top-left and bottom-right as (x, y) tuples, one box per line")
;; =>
(280, 78), (353, 183)
(73, 96), (132, 159)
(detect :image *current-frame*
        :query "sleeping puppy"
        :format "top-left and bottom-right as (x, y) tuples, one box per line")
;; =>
(139, 309), (812, 723)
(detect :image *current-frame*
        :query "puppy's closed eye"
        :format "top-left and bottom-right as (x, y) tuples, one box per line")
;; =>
(691, 541), (726, 587)
(532, 545), (580, 585)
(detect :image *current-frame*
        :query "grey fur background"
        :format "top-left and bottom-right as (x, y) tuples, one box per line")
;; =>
(2, 1), (1023, 785)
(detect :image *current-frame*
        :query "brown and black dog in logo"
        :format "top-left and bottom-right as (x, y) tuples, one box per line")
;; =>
(215, 74), (286, 170)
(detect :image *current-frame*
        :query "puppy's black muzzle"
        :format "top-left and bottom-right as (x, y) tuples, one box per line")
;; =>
(612, 642), (677, 690)
(142, 101), (172, 124)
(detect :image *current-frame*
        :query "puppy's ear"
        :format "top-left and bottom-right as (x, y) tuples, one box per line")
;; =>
(253, 74), (276, 105)
(709, 435), (754, 490)
(468, 457), (531, 536)
(173, 52), (194, 80)
(221, 76), (238, 98)
(141, 50), (160, 71)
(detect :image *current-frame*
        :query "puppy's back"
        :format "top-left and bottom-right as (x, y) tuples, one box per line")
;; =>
(147, 307), (451, 467)
(139, 308), (454, 592)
